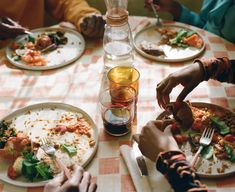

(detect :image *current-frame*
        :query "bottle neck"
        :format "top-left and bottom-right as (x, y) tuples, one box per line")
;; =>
(106, 8), (129, 26)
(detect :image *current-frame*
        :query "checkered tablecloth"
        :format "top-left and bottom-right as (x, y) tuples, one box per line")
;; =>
(0, 16), (235, 192)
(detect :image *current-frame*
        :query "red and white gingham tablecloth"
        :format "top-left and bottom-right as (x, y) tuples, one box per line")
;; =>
(0, 16), (234, 192)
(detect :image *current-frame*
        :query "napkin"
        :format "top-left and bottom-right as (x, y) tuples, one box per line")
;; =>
(120, 145), (172, 192)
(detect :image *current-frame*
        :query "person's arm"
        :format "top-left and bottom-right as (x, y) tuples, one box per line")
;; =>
(46, 0), (101, 32)
(156, 57), (235, 108)
(220, 4), (235, 43)
(157, 151), (207, 192)
(133, 120), (208, 192)
(0, 17), (27, 40)
(178, 5), (205, 28)
(196, 57), (235, 84)
(147, 0), (205, 28)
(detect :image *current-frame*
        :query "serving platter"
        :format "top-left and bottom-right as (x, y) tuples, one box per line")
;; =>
(157, 102), (235, 178)
(0, 102), (98, 187)
(6, 27), (85, 70)
(134, 24), (205, 62)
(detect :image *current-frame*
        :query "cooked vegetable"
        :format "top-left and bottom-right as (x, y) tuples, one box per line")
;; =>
(28, 35), (35, 43)
(182, 34), (203, 48)
(210, 116), (230, 135)
(224, 144), (235, 162)
(36, 163), (53, 180)
(48, 31), (68, 46)
(7, 156), (24, 179)
(10, 30), (68, 66)
(61, 144), (77, 157)
(22, 151), (53, 181)
(188, 132), (201, 147)
(170, 29), (188, 45)
(13, 55), (21, 61)
(0, 121), (16, 149)
(201, 145), (214, 160)
(224, 134), (235, 142)
(169, 29), (202, 48)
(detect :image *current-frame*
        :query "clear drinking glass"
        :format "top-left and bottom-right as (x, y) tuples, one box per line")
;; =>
(99, 86), (136, 136)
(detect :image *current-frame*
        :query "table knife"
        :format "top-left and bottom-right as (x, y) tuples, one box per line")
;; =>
(133, 142), (152, 191)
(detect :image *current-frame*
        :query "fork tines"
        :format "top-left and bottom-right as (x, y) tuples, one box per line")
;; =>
(202, 127), (214, 139)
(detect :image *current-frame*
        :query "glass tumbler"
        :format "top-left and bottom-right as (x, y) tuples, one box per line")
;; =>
(99, 86), (136, 136)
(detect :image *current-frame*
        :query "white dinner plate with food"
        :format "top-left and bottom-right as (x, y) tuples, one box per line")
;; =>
(156, 102), (235, 178)
(0, 102), (98, 187)
(6, 27), (85, 70)
(134, 24), (205, 62)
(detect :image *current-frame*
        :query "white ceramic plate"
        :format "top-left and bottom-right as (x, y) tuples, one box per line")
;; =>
(134, 24), (205, 62)
(6, 27), (85, 70)
(0, 102), (98, 187)
(157, 102), (235, 179)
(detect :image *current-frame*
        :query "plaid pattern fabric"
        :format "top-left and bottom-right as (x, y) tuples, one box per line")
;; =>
(0, 16), (234, 192)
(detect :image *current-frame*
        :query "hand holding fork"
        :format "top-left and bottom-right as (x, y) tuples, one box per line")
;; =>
(150, 2), (162, 27)
(41, 137), (71, 179)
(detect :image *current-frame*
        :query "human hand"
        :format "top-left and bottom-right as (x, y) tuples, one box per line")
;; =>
(80, 14), (105, 39)
(0, 17), (27, 40)
(44, 165), (97, 192)
(156, 62), (205, 108)
(133, 120), (179, 162)
(144, 0), (181, 19)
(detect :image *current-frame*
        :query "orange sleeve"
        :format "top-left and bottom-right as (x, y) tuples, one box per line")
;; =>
(46, 0), (101, 32)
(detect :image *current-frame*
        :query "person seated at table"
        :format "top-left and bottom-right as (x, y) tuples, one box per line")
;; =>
(0, 0), (105, 40)
(145, 0), (235, 43)
(133, 121), (208, 192)
(156, 56), (235, 108)
(133, 57), (235, 191)
(43, 165), (97, 192)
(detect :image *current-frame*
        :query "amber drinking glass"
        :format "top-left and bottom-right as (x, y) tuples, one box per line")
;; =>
(107, 66), (140, 96)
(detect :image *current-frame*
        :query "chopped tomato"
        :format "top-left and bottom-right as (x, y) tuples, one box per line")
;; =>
(7, 165), (18, 179)
(11, 42), (19, 50)
(174, 134), (188, 144)
(224, 134), (235, 143)
(171, 122), (181, 134)
(182, 34), (203, 48)
(55, 125), (67, 134)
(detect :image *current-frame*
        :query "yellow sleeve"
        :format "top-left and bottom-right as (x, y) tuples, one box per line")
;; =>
(47, 0), (101, 32)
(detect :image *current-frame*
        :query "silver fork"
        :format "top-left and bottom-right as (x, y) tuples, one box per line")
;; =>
(190, 127), (214, 167)
(41, 137), (71, 178)
(150, 3), (162, 27)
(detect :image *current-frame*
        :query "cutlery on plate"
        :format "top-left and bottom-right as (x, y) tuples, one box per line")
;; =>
(41, 43), (58, 53)
(190, 127), (214, 167)
(40, 137), (71, 179)
(150, 2), (162, 27)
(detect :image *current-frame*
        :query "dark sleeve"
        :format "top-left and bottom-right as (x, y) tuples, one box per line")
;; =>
(156, 151), (208, 192)
(195, 57), (235, 84)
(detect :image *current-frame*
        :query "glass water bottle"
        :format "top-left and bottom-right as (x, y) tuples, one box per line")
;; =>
(103, 0), (134, 70)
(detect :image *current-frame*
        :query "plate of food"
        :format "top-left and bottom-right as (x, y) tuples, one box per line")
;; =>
(134, 24), (205, 62)
(156, 102), (235, 178)
(0, 102), (98, 187)
(6, 27), (85, 70)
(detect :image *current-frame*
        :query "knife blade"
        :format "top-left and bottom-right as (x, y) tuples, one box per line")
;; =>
(133, 142), (152, 191)
(133, 142), (148, 176)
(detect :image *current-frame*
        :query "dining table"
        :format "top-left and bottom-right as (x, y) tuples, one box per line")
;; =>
(0, 16), (235, 192)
